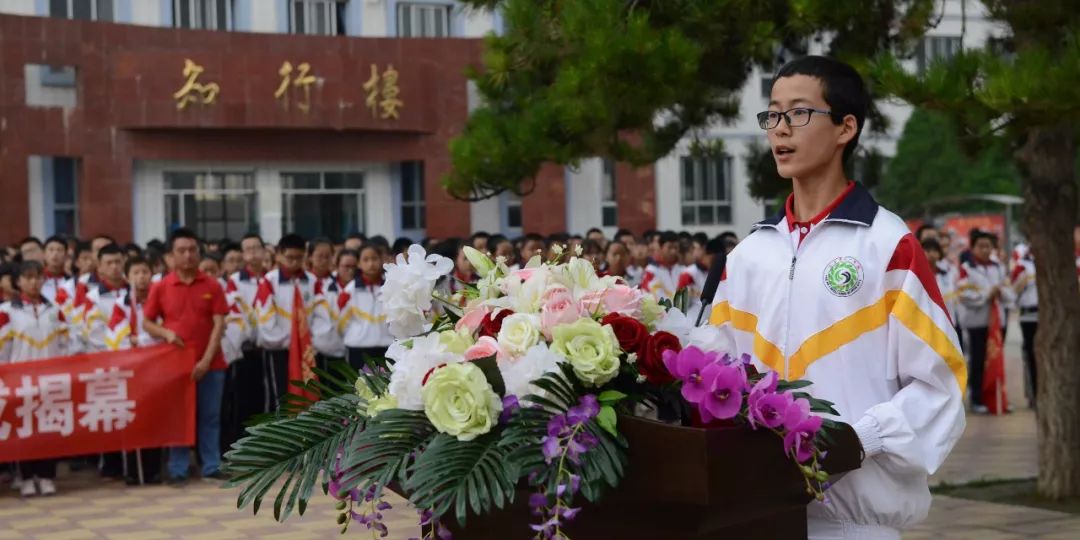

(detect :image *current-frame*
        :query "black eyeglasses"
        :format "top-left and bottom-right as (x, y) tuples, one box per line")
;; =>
(756, 108), (833, 130)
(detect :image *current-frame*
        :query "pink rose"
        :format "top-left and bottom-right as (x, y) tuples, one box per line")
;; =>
(456, 305), (492, 334)
(464, 336), (507, 361)
(540, 289), (585, 339)
(603, 285), (644, 318)
(580, 290), (606, 314)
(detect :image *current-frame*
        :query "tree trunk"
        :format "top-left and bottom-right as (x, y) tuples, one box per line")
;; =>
(1016, 124), (1080, 499)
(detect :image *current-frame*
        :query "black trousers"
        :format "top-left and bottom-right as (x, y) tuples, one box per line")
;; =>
(21, 459), (56, 479)
(966, 327), (989, 406)
(221, 348), (266, 451)
(1020, 321), (1038, 407)
(346, 347), (389, 372)
(263, 349), (290, 413)
(123, 448), (162, 484)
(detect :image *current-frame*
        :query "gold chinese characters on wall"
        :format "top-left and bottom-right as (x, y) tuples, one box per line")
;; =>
(172, 59), (219, 109)
(171, 59), (405, 120)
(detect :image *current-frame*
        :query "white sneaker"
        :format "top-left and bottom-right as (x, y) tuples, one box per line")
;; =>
(37, 479), (56, 496)
(20, 478), (37, 497)
(11, 476), (22, 491)
(972, 405), (989, 414)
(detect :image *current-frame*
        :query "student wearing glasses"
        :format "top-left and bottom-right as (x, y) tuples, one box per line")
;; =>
(709, 56), (966, 539)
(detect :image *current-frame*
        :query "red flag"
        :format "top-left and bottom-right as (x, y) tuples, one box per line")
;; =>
(982, 298), (1009, 415)
(288, 284), (319, 401)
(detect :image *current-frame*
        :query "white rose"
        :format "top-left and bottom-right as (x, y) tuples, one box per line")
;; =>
(499, 343), (564, 398)
(654, 308), (692, 346)
(496, 313), (542, 357)
(386, 333), (463, 410)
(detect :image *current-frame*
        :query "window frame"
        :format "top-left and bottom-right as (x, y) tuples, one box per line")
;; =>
(50, 0), (114, 21)
(280, 171), (366, 237)
(162, 170), (259, 240)
(917, 35), (962, 74)
(290, 0), (345, 36)
(47, 157), (80, 237)
(396, 1), (453, 38)
(399, 161), (426, 236)
(679, 154), (734, 227)
(600, 158), (618, 228)
(173, 0), (233, 31)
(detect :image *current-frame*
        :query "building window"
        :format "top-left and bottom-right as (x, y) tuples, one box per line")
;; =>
(291, 0), (346, 35)
(174, 0), (231, 31)
(760, 76), (773, 99)
(50, 0), (114, 21)
(601, 159), (617, 228)
(47, 158), (79, 236)
(502, 191), (522, 235)
(282, 172), (364, 240)
(680, 155), (733, 226)
(917, 35), (962, 73)
(164, 172), (258, 240)
(400, 162), (426, 233)
(397, 2), (452, 37)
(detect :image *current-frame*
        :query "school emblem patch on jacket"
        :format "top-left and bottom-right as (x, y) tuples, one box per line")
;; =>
(823, 256), (864, 297)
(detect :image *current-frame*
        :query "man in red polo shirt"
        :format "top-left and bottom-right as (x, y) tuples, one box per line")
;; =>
(143, 227), (229, 485)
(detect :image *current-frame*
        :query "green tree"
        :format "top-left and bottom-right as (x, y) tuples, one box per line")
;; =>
(877, 108), (1019, 216)
(452, 0), (1080, 499)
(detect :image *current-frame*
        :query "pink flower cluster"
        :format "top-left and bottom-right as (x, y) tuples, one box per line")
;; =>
(662, 347), (824, 463)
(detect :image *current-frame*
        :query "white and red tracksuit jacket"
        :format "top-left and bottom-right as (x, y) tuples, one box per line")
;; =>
(103, 288), (159, 350)
(1011, 257), (1038, 323)
(335, 275), (393, 350)
(641, 262), (685, 301)
(0, 296), (70, 363)
(252, 269), (332, 351)
(709, 183), (966, 536)
(41, 270), (70, 305)
(957, 259), (1014, 330)
(82, 280), (129, 353)
(678, 262), (708, 312)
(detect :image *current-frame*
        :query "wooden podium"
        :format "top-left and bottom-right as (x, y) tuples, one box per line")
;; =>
(437, 415), (862, 539)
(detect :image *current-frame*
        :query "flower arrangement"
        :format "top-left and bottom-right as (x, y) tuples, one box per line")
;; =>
(224, 244), (847, 538)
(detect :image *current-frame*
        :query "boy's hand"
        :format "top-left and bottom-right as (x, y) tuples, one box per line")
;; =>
(164, 330), (185, 348)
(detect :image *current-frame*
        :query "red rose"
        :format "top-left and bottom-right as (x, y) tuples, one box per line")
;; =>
(478, 309), (513, 338)
(600, 313), (648, 353)
(637, 331), (681, 385)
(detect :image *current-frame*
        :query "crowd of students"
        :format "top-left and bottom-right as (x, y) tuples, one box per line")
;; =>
(0, 226), (740, 496)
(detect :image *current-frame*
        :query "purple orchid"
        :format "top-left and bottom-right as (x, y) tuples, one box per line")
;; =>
(567, 394), (600, 426)
(783, 414), (823, 463)
(665, 347), (722, 404)
(748, 390), (794, 430)
(782, 397), (812, 431)
(541, 394), (601, 465)
(500, 394), (521, 424)
(698, 362), (747, 422)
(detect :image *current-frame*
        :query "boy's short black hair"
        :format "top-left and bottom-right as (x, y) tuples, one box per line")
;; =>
(73, 241), (92, 261)
(705, 237), (726, 255)
(391, 237), (412, 256)
(658, 231), (680, 246)
(916, 224), (937, 242)
(470, 231), (490, 241)
(774, 55), (868, 162)
(240, 233), (265, 247)
(123, 243), (143, 258)
(692, 232), (709, 246)
(586, 227), (603, 236)
(222, 241), (242, 256)
(921, 239), (943, 257)
(346, 232), (366, 243)
(167, 227), (200, 252)
(277, 234), (306, 252)
(336, 248), (360, 265)
(306, 237), (333, 255)
(368, 235), (391, 249)
(19, 237), (43, 249)
(44, 235), (67, 250)
(125, 256), (151, 275)
(97, 243), (124, 260)
(201, 251), (223, 263)
(17, 260), (44, 277)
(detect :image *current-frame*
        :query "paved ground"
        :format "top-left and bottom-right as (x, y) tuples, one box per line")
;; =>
(1, 317), (1073, 539)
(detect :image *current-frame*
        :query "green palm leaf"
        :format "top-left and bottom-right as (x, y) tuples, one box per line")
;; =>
(223, 392), (363, 522)
(405, 432), (516, 527)
(337, 408), (436, 490)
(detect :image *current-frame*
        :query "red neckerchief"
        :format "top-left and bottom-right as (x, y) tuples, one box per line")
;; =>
(359, 274), (384, 290)
(785, 181), (856, 232)
(100, 278), (127, 293)
(43, 269), (67, 280)
(245, 266), (266, 279)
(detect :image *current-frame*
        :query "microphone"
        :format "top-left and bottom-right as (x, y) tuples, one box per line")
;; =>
(694, 249), (727, 327)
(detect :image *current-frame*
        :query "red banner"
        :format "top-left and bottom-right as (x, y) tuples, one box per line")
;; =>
(983, 298), (1009, 415)
(0, 345), (196, 462)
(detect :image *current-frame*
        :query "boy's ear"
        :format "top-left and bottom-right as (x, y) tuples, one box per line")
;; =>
(838, 114), (858, 146)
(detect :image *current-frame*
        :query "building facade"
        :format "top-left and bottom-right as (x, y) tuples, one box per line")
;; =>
(0, 1), (1002, 245)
